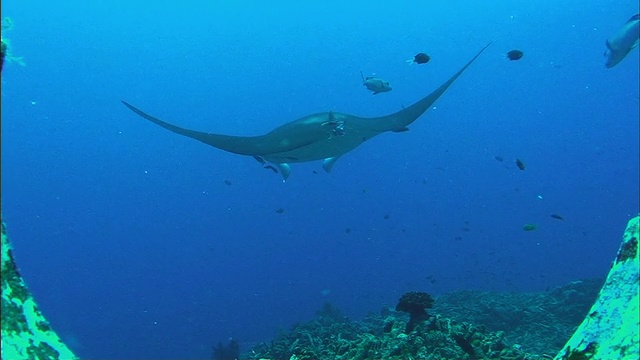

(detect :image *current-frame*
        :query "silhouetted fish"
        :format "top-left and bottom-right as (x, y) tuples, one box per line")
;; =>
(452, 334), (476, 357)
(408, 52), (431, 65)
(507, 49), (524, 61)
(515, 158), (526, 170)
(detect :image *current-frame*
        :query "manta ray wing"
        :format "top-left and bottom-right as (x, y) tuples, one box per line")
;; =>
(122, 42), (492, 179)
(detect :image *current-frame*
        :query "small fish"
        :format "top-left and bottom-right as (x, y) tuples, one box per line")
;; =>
(384, 214), (390, 220)
(275, 208), (285, 214)
(550, 214), (564, 220)
(407, 52), (430, 65)
(523, 224), (537, 231)
(494, 155), (504, 162)
(361, 71), (392, 95)
(223, 179), (232, 186)
(515, 158), (526, 170)
(452, 334), (476, 357)
(506, 49), (524, 61)
(604, 14), (639, 68)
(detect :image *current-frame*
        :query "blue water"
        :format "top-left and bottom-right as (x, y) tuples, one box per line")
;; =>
(1, 1), (638, 359)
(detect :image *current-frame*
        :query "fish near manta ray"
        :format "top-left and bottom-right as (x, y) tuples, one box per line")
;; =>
(360, 72), (392, 94)
(122, 42), (492, 181)
(604, 14), (639, 68)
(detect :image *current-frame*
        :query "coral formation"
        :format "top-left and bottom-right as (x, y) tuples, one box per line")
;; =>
(395, 291), (434, 333)
(212, 338), (241, 360)
(1, 17), (26, 68)
(1, 37), (6, 71)
(247, 217), (639, 360)
(249, 300), (534, 360)
(434, 278), (603, 355)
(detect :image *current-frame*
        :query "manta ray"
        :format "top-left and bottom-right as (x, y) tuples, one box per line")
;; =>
(122, 42), (491, 180)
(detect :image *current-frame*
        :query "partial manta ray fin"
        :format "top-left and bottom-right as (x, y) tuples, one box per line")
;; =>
(121, 101), (315, 157)
(122, 100), (211, 141)
(275, 163), (291, 180)
(364, 41), (492, 133)
(322, 157), (340, 173)
(256, 155), (288, 179)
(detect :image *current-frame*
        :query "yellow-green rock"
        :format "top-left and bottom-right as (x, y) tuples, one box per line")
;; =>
(1, 222), (78, 360)
(555, 216), (639, 360)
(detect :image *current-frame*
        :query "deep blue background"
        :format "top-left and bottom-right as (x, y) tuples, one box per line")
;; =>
(1, 1), (638, 358)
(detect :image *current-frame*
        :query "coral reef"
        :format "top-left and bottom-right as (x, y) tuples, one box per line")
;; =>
(212, 338), (241, 360)
(247, 217), (639, 360)
(1, 17), (25, 67)
(433, 278), (603, 355)
(249, 301), (535, 360)
(395, 291), (435, 333)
